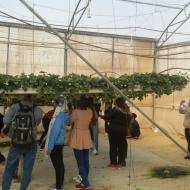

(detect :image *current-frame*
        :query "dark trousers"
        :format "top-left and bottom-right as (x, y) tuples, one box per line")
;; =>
(185, 128), (190, 154)
(0, 152), (5, 162)
(50, 145), (65, 189)
(108, 132), (127, 165)
(39, 117), (50, 148)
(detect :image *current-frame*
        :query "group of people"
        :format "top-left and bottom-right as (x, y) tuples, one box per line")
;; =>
(2, 93), (190, 190)
(0, 94), (142, 190)
(0, 94), (102, 190)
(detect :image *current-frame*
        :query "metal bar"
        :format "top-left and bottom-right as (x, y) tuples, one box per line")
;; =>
(119, 0), (182, 10)
(157, 2), (190, 48)
(19, 0), (187, 153)
(67, 0), (82, 35)
(0, 10), (32, 26)
(6, 27), (10, 74)
(67, 0), (91, 40)
(158, 15), (190, 47)
(112, 37), (115, 75)
(159, 67), (190, 74)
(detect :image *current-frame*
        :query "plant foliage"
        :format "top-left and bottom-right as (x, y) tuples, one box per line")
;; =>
(0, 72), (188, 105)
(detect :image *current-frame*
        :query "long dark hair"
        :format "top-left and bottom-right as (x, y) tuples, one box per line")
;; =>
(77, 95), (88, 110)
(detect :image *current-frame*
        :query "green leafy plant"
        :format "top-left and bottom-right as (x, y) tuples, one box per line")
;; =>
(0, 72), (188, 105)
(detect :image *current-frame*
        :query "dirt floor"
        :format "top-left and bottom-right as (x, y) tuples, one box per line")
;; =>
(0, 128), (190, 190)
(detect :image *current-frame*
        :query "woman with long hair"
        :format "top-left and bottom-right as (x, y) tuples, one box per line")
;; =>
(69, 95), (93, 190)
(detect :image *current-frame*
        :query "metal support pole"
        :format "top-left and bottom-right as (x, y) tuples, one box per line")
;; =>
(111, 37), (115, 76)
(64, 34), (68, 75)
(6, 27), (10, 74)
(18, 0), (186, 153)
(152, 42), (157, 130)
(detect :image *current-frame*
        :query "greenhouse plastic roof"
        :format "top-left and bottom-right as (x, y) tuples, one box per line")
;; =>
(0, 0), (190, 45)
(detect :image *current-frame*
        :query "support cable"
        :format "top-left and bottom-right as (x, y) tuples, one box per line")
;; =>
(19, 0), (187, 154)
(119, 0), (182, 10)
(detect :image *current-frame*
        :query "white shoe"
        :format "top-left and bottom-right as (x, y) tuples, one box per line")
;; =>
(92, 149), (98, 155)
(73, 174), (82, 183)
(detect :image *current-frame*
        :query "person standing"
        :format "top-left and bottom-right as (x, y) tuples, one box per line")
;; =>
(46, 97), (70, 190)
(2, 94), (43, 190)
(69, 96), (93, 190)
(39, 100), (56, 149)
(179, 100), (190, 159)
(105, 97), (128, 168)
(0, 112), (6, 163)
(87, 97), (100, 155)
(130, 113), (141, 139)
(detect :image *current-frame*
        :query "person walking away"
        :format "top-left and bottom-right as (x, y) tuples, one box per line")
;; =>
(69, 95), (93, 190)
(179, 100), (190, 159)
(46, 97), (70, 190)
(2, 94), (43, 190)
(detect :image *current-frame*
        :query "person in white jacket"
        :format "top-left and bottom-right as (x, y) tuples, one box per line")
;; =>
(179, 100), (190, 159)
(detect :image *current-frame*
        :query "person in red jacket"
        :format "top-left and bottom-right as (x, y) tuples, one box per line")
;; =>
(39, 100), (56, 149)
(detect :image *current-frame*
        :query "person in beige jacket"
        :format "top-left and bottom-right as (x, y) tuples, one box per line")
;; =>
(179, 100), (190, 159)
(69, 96), (93, 190)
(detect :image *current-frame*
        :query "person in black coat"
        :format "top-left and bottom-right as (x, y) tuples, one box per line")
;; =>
(105, 97), (128, 168)
(0, 113), (6, 163)
(130, 113), (141, 139)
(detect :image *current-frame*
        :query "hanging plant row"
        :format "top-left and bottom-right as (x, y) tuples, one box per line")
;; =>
(0, 72), (188, 105)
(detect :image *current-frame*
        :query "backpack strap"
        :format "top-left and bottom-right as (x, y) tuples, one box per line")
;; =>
(19, 101), (37, 125)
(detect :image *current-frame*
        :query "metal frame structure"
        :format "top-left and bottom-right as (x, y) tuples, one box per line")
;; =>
(119, 0), (182, 10)
(18, 0), (187, 153)
(66, 0), (91, 40)
(157, 1), (190, 48)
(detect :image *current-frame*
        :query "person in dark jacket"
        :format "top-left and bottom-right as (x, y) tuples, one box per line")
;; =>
(39, 99), (56, 149)
(0, 113), (6, 163)
(105, 97), (128, 168)
(130, 113), (140, 139)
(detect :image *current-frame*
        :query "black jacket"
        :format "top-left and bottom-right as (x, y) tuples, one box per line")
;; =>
(106, 107), (128, 134)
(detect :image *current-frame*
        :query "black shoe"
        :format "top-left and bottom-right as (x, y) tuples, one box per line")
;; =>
(184, 155), (190, 159)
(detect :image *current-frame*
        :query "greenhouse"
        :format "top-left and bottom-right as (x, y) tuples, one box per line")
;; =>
(0, 1), (190, 190)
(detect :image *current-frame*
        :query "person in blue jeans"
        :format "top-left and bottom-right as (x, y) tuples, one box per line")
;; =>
(2, 94), (43, 190)
(2, 143), (37, 190)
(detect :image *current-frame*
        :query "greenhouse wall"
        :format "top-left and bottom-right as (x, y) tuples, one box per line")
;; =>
(154, 44), (190, 135)
(0, 22), (189, 136)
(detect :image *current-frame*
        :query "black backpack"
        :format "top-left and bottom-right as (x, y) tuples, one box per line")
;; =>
(11, 102), (36, 148)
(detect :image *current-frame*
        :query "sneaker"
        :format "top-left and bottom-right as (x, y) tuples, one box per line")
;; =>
(107, 164), (117, 169)
(73, 174), (82, 183)
(50, 184), (63, 189)
(92, 149), (98, 155)
(80, 187), (92, 190)
(75, 183), (84, 189)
